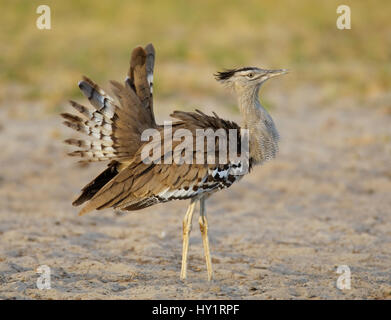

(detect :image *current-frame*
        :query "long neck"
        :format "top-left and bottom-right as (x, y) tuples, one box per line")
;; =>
(237, 86), (279, 165)
(238, 86), (263, 125)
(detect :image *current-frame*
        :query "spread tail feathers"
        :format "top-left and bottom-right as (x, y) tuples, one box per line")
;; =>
(62, 44), (157, 165)
(63, 43), (158, 215)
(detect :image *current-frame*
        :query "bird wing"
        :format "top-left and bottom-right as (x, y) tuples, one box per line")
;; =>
(77, 110), (250, 215)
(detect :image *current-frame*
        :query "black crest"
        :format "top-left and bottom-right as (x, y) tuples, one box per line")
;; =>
(214, 67), (256, 81)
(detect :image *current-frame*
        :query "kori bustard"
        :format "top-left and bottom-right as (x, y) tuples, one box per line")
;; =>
(62, 43), (287, 281)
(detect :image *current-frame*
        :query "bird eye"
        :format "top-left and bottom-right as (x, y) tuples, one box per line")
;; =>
(247, 73), (254, 78)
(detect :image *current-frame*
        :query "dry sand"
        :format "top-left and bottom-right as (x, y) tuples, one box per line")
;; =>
(0, 86), (390, 299)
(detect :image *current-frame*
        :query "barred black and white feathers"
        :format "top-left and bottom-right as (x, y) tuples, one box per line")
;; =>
(61, 44), (156, 163)
(62, 96), (116, 161)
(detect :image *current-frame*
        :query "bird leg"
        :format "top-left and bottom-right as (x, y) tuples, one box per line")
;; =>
(180, 199), (196, 280)
(199, 197), (213, 281)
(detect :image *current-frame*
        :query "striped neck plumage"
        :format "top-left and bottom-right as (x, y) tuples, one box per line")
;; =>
(237, 85), (280, 165)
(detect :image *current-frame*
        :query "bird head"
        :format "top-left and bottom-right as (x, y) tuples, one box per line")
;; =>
(215, 67), (288, 93)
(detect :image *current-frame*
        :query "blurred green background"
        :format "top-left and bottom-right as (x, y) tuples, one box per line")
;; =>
(1, 0), (390, 113)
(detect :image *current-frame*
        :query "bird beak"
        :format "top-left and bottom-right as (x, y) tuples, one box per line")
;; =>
(265, 69), (289, 79)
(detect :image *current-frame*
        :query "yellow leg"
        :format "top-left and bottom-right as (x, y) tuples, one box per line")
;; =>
(180, 199), (196, 280)
(199, 197), (213, 281)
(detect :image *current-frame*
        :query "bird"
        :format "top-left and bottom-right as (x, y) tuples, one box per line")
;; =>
(61, 43), (287, 281)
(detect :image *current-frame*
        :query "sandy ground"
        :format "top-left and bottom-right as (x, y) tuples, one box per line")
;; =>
(0, 86), (391, 300)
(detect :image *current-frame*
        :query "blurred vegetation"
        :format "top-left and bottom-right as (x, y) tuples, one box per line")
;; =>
(1, 0), (390, 112)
